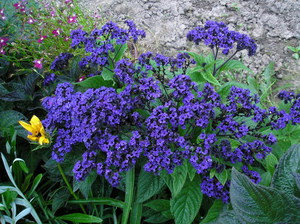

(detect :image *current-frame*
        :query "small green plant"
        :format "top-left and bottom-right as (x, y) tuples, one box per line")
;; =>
(287, 45), (300, 60)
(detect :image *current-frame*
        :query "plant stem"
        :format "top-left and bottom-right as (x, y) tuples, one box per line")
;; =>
(215, 50), (239, 73)
(121, 167), (135, 224)
(57, 163), (87, 214)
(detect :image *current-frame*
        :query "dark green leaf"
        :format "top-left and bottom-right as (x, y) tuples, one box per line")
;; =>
(144, 211), (171, 223)
(170, 177), (202, 224)
(52, 188), (70, 214)
(231, 168), (300, 223)
(24, 73), (40, 95)
(73, 171), (97, 199)
(136, 168), (165, 203)
(0, 110), (27, 138)
(58, 213), (102, 223)
(144, 199), (170, 212)
(272, 144), (300, 196)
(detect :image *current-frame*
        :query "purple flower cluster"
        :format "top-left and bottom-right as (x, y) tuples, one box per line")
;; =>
(43, 73), (57, 86)
(187, 20), (257, 56)
(69, 20), (145, 69)
(43, 21), (300, 203)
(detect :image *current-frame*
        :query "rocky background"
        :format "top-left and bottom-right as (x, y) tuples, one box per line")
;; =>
(79, 0), (300, 90)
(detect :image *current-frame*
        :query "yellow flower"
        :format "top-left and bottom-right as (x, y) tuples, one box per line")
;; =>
(19, 115), (49, 145)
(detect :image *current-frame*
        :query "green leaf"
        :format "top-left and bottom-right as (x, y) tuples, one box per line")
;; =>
(202, 70), (221, 86)
(75, 75), (114, 89)
(101, 67), (115, 81)
(144, 199), (170, 212)
(293, 172), (300, 191)
(170, 177), (202, 224)
(186, 52), (205, 65)
(27, 174), (43, 197)
(144, 212), (171, 223)
(262, 62), (275, 86)
(136, 168), (165, 203)
(114, 44), (128, 62)
(215, 169), (228, 186)
(259, 171), (272, 186)
(73, 171), (97, 199)
(13, 158), (29, 174)
(272, 144), (300, 196)
(170, 162), (188, 197)
(0, 110), (27, 138)
(187, 161), (196, 181)
(187, 70), (206, 83)
(58, 213), (102, 223)
(68, 198), (124, 208)
(218, 60), (252, 73)
(52, 188), (70, 214)
(200, 200), (224, 224)
(230, 168), (300, 223)
(265, 153), (278, 174)
(24, 73), (40, 95)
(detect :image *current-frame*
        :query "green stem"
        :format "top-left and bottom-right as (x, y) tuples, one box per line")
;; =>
(57, 163), (87, 214)
(121, 167), (135, 224)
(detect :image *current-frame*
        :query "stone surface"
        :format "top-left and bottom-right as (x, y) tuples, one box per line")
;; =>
(78, 0), (300, 90)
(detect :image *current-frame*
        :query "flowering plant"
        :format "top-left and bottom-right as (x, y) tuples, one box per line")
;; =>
(37, 20), (300, 223)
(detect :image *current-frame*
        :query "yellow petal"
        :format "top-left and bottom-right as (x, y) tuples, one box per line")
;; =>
(38, 136), (49, 145)
(19, 120), (35, 133)
(27, 135), (38, 141)
(30, 115), (43, 131)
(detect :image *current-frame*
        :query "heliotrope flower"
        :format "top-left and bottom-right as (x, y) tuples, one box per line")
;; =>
(19, 115), (50, 145)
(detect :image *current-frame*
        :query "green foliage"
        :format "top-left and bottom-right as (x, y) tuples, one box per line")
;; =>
(170, 177), (202, 224)
(205, 144), (300, 223)
(287, 45), (300, 60)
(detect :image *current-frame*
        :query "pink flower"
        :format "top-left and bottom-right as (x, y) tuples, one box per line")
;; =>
(0, 48), (5, 55)
(78, 76), (86, 82)
(0, 37), (8, 47)
(33, 58), (43, 69)
(27, 18), (36, 24)
(65, 0), (73, 4)
(52, 29), (60, 37)
(50, 10), (56, 17)
(0, 9), (4, 14)
(37, 35), (47, 43)
(64, 36), (70, 41)
(13, 3), (21, 9)
(67, 16), (77, 23)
